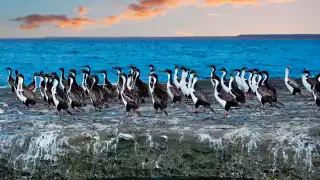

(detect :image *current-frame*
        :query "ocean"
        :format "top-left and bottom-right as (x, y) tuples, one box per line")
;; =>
(0, 38), (320, 179)
(1, 38), (320, 86)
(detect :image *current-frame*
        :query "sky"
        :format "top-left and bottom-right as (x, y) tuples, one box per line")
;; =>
(0, 0), (319, 37)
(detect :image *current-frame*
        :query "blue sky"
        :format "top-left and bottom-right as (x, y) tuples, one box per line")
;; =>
(0, 0), (319, 37)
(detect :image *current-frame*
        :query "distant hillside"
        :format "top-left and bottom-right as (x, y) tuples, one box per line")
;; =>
(2, 34), (320, 40)
(236, 34), (320, 40)
(43, 34), (320, 40)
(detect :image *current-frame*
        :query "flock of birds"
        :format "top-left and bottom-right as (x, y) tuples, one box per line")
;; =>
(4, 65), (320, 117)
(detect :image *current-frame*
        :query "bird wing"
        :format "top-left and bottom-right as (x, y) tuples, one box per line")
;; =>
(257, 86), (272, 97)
(155, 84), (169, 101)
(288, 78), (300, 88)
(123, 89), (139, 106)
(170, 84), (181, 97)
(307, 78), (317, 87)
(62, 79), (69, 89)
(56, 87), (68, 104)
(86, 76), (94, 88)
(194, 90), (210, 104)
(22, 88), (36, 101)
(314, 84), (320, 98)
(26, 81), (36, 91)
(218, 92), (236, 102)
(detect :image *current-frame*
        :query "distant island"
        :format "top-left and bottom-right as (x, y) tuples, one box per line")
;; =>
(44, 34), (320, 40)
(2, 34), (320, 40)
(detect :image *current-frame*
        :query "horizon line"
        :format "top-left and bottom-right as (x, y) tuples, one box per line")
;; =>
(1, 34), (320, 39)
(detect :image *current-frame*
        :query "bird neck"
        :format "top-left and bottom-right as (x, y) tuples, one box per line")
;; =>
(167, 73), (173, 85)
(68, 78), (74, 92)
(127, 77), (132, 90)
(188, 74), (194, 89)
(8, 70), (12, 81)
(60, 70), (65, 80)
(262, 75), (268, 85)
(285, 69), (290, 79)
(229, 78), (234, 89)
(241, 70), (246, 78)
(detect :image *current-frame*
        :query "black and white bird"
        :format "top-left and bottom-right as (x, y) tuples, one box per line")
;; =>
(14, 70), (19, 86)
(284, 66), (301, 98)
(173, 65), (181, 90)
(87, 75), (106, 110)
(119, 72), (141, 116)
(26, 73), (38, 93)
(81, 65), (91, 96)
(162, 69), (181, 103)
(179, 66), (191, 99)
(148, 64), (156, 74)
(113, 67), (123, 102)
(246, 69), (255, 95)
(189, 74), (214, 113)
(228, 73), (246, 104)
(255, 71), (276, 109)
(219, 68), (231, 93)
(16, 74), (37, 107)
(59, 68), (69, 93)
(240, 67), (252, 94)
(6, 67), (16, 94)
(38, 71), (46, 102)
(212, 75), (238, 117)
(149, 73), (169, 115)
(125, 73), (141, 104)
(312, 73), (320, 108)
(208, 65), (222, 92)
(132, 68), (149, 103)
(261, 71), (278, 103)
(95, 70), (116, 100)
(301, 69), (316, 93)
(43, 74), (54, 106)
(67, 74), (86, 110)
(50, 73), (72, 115)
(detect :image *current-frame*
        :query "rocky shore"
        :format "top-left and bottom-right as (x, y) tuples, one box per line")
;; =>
(0, 78), (319, 179)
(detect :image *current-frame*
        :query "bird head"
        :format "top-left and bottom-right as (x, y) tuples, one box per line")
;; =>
(302, 69), (310, 76)
(219, 68), (227, 73)
(6, 67), (12, 71)
(316, 73), (320, 82)
(261, 71), (269, 76)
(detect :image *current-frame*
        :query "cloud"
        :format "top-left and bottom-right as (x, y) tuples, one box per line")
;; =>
(176, 31), (194, 36)
(103, 0), (269, 25)
(267, 0), (294, 3)
(76, 6), (88, 17)
(10, 14), (95, 31)
(203, 0), (261, 6)
(207, 13), (221, 16)
(10, 0), (295, 31)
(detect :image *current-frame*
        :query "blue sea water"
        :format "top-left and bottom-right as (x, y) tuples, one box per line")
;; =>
(0, 39), (320, 87)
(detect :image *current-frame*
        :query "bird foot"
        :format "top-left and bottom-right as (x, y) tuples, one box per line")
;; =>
(224, 112), (229, 118)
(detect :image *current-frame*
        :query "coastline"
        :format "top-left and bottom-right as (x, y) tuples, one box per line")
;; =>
(0, 77), (319, 179)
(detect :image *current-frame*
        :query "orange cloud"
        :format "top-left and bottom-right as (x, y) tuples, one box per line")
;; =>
(267, 0), (294, 3)
(104, 0), (268, 25)
(204, 0), (261, 6)
(10, 14), (95, 31)
(176, 31), (194, 36)
(76, 6), (88, 17)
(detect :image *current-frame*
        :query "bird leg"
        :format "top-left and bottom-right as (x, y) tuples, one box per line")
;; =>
(224, 111), (229, 118)
(134, 110), (142, 116)
(163, 110), (168, 116)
